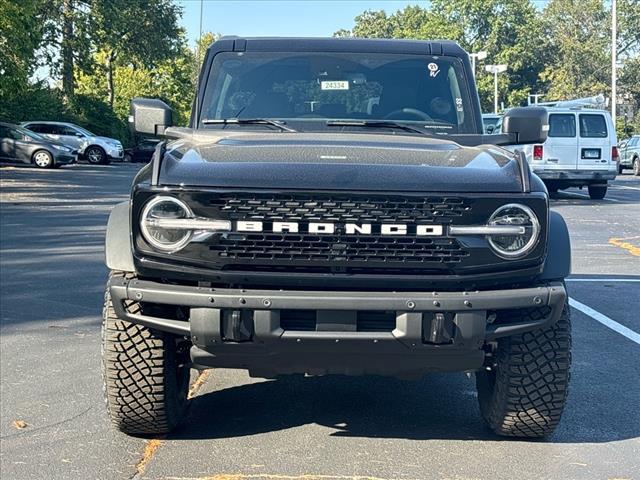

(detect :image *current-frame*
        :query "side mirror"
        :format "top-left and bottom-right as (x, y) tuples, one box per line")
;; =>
(502, 107), (548, 145)
(486, 125), (495, 134)
(129, 98), (173, 136)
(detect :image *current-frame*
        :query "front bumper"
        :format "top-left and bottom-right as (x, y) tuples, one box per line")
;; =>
(106, 146), (124, 161)
(53, 152), (77, 164)
(533, 169), (616, 182)
(109, 277), (566, 377)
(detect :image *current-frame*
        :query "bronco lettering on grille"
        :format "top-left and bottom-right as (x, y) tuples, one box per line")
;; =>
(236, 221), (444, 236)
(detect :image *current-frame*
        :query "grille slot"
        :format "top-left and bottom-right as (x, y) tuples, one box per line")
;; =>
(492, 306), (553, 325)
(279, 310), (396, 332)
(211, 193), (470, 223)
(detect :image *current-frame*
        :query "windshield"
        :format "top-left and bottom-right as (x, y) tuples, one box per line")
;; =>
(200, 52), (474, 134)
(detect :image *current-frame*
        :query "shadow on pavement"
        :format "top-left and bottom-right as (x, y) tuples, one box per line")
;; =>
(174, 360), (640, 443)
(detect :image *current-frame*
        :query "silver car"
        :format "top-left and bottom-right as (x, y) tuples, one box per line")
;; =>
(21, 121), (123, 164)
(0, 122), (77, 168)
(618, 135), (640, 175)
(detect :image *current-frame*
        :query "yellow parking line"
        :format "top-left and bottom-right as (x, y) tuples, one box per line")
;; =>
(165, 475), (417, 480)
(608, 236), (640, 257)
(134, 370), (211, 477)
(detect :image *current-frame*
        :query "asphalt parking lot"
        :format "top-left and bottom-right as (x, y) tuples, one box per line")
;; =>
(1, 163), (639, 480)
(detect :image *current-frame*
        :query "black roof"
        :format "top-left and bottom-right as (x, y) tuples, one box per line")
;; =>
(211, 36), (468, 58)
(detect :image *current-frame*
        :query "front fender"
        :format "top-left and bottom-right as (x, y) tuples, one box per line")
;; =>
(540, 210), (571, 281)
(105, 201), (135, 272)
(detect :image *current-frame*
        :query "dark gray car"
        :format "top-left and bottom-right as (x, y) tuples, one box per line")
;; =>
(0, 122), (77, 168)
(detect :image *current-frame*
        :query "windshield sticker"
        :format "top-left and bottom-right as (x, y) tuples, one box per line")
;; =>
(321, 80), (349, 91)
(428, 62), (440, 78)
(456, 97), (464, 112)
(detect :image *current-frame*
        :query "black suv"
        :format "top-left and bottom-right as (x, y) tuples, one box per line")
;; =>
(103, 38), (571, 438)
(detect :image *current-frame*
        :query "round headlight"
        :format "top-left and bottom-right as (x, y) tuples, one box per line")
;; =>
(140, 196), (193, 252)
(487, 204), (540, 258)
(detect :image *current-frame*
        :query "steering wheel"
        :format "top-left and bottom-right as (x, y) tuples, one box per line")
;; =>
(384, 108), (433, 121)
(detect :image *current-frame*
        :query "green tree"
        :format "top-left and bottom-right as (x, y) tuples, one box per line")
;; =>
(90, 0), (182, 106)
(334, 1), (547, 111)
(539, 0), (610, 100)
(0, 0), (47, 108)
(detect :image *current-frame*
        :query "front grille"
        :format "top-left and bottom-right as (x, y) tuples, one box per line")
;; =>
(206, 192), (470, 269)
(211, 193), (471, 223)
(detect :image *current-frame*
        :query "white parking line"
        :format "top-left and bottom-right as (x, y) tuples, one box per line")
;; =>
(567, 278), (640, 283)
(564, 192), (623, 203)
(611, 184), (640, 191)
(569, 297), (640, 345)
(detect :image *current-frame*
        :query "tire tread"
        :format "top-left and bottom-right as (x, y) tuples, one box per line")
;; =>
(102, 271), (187, 435)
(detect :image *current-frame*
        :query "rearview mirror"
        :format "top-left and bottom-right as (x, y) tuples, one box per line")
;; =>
(129, 98), (173, 136)
(502, 107), (548, 145)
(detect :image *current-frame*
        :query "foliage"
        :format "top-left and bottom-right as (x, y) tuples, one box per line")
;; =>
(335, 0), (639, 126)
(1, 0), (197, 144)
(0, 0), (47, 97)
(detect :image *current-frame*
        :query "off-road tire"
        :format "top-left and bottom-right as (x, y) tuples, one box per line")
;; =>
(102, 271), (190, 435)
(633, 157), (640, 176)
(476, 301), (571, 438)
(588, 185), (607, 200)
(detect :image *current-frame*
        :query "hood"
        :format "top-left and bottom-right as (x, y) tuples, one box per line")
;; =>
(158, 132), (523, 192)
(96, 136), (121, 145)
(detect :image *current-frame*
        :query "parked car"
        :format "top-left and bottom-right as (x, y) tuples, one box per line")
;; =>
(123, 138), (161, 163)
(482, 113), (502, 134)
(0, 122), (77, 168)
(618, 135), (640, 175)
(21, 121), (123, 164)
(504, 107), (618, 199)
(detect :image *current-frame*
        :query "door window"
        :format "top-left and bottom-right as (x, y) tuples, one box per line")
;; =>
(31, 123), (61, 134)
(579, 114), (607, 138)
(548, 114), (576, 137)
(60, 125), (80, 136)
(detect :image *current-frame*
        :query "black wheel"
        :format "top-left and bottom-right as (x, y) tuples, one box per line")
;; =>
(633, 157), (640, 176)
(32, 150), (53, 168)
(617, 163), (624, 175)
(102, 272), (190, 435)
(86, 146), (108, 164)
(588, 185), (607, 199)
(476, 301), (571, 438)
(123, 153), (133, 163)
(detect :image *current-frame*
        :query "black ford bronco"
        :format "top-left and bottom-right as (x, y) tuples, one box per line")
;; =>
(103, 37), (572, 438)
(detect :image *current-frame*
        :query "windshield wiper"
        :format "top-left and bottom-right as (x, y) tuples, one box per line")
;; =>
(326, 120), (428, 136)
(201, 118), (297, 133)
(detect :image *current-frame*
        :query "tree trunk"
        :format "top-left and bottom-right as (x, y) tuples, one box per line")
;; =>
(61, 0), (74, 98)
(106, 51), (115, 107)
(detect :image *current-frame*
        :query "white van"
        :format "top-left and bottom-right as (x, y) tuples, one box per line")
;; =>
(506, 108), (618, 199)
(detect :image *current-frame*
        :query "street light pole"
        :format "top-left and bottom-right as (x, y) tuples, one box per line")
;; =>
(469, 51), (488, 77)
(485, 64), (508, 114)
(611, 0), (617, 130)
